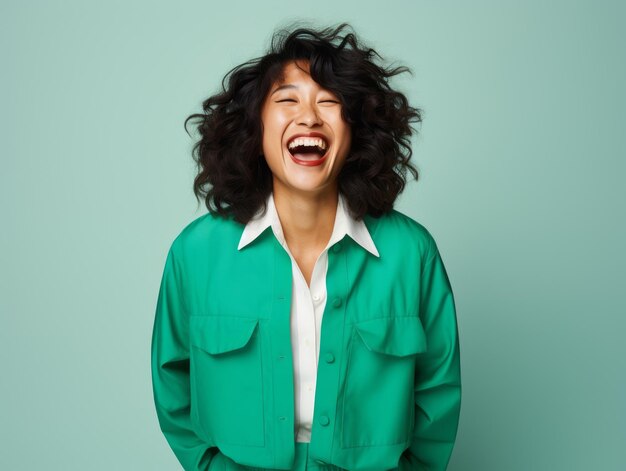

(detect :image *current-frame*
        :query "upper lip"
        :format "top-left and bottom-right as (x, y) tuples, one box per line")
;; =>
(286, 131), (331, 148)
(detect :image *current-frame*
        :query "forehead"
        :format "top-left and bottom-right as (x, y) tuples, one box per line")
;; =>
(270, 60), (317, 90)
(267, 61), (341, 104)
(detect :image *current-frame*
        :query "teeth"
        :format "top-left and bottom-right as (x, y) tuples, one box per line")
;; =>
(287, 137), (328, 150)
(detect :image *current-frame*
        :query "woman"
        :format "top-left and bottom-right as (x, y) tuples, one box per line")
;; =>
(151, 23), (461, 471)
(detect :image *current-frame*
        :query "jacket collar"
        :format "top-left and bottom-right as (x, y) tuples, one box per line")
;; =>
(237, 192), (380, 258)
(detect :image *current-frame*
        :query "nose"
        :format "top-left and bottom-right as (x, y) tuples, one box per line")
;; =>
(296, 101), (323, 127)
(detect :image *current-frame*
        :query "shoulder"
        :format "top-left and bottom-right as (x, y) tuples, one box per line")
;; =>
(168, 211), (244, 261)
(367, 208), (438, 262)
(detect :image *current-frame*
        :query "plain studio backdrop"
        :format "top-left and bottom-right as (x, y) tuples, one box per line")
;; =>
(1, 1), (624, 470)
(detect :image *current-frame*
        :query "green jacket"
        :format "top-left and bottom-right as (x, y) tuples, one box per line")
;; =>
(151, 208), (461, 471)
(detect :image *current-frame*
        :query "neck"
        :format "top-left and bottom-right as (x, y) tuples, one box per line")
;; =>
(272, 185), (338, 255)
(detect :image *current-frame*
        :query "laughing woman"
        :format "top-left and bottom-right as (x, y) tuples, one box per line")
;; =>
(151, 22), (461, 471)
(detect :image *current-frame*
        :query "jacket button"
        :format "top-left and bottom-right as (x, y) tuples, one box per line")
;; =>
(324, 353), (335, 363)
(331, 243), (342, 253)
(332, 297), (342, 308)
(318, 415), (330, 426)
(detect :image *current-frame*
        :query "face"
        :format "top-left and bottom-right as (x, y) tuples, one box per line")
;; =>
(260, 60), (351, 198)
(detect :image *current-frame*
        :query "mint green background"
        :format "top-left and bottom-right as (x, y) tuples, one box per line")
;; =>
(2, 1), (624, 470)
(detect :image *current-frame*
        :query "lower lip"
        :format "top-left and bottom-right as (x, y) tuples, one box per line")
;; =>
(288, 149), (329, 167)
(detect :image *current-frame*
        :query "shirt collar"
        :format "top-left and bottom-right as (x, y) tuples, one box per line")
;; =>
(237, 192), (380, 258)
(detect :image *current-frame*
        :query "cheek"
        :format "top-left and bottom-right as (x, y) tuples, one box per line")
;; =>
(327, 112), (350, 135)
(262, 114), (290, 142)
(336, 124), (352, 149)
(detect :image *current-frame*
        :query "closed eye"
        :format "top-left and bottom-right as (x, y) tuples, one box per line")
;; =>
(276, 99), (339, 104)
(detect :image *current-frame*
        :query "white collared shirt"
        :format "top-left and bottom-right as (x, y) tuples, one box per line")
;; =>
(237, 191), (379, 442)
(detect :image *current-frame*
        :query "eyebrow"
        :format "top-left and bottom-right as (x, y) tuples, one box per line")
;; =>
(270, 84), (338, 100)
(270, 84), (297, 96)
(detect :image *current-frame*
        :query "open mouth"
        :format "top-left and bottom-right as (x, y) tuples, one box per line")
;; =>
(286, 137), (329, 166)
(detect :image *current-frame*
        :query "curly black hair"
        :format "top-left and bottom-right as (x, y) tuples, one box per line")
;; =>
(184, 21), (423, 225)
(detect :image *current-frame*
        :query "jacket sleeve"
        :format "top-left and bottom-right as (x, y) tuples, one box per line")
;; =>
(401, 238), (462, 470)
(151, 244), (219, 471)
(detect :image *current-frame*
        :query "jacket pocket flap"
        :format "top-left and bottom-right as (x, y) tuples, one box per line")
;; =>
(189, 316), (259, 355)
(353, 316), (427, 357)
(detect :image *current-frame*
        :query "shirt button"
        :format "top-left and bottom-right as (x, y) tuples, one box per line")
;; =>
(312, 293), (320, 301)
(318, 415), (330, 426)
(332, 297), (342, 308)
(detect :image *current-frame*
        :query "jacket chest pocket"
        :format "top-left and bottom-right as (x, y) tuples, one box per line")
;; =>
(189, 316), (265, 447)
(341, 316), (427, 448)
